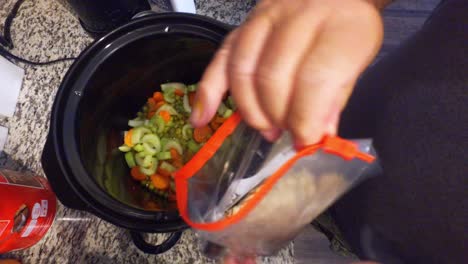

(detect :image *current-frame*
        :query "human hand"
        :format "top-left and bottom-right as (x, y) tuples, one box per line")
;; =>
(190, 0), (383, 146)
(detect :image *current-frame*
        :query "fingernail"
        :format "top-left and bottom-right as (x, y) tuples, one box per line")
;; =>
(190, 100), (204, 124)
(260, 129), (282, 142)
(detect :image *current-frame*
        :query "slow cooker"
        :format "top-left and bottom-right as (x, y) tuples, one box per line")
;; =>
(41, 12), (232, 254)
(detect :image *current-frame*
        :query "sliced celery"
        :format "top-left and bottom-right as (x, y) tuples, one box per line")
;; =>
(128, 118), (144, 127)
(161, 82), (187, 92)
(182, 124), (193, 140)
(118, 145), (131, 152)
(187, 84), (197, 92)
(156, 104), (178, 115)
(183, 93), (191, 113)
(133, 144), (144, 152)
(160, 161), (176, 173)
(141, 134), (161, 154)
(135, 154), (145, 167)
(124, 152), (136, 168)
(140, 157), (158, 175)
(163, 90), (176, 103)
(157, 151), (172, 160)
(131, 127), (151, 144)
(142, 155), (153, 168)
(163, 139), (183, 155)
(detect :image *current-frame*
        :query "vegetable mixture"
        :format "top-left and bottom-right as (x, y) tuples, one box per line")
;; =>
(118, 82), (235, 204)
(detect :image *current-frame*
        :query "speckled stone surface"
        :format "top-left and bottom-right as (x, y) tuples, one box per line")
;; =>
(0, 0), (294, 263)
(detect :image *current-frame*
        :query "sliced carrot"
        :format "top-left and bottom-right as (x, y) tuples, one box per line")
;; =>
(188, 92), (196, 106)
(155, 101), (165, 111)
(124, 129), (134, 147)
(174, 89), (185, 97)
(193, 125), (213, 143)
(210, 119), (221, 131)
(130, 166), (147, 181)
(153, 91), (164, 102)
(147, 97), (157, 111)
(159, 110), (171, 123)
(214, 115), (226, 124)
(147, 111), (156, 119)
(157, 167), (172, 178)
(211, 115), (227, 130)
(150, 174), (170, 190)
(170, 148), (182, 161)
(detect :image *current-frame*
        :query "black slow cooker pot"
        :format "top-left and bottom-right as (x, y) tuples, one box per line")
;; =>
(41, 12), (232, 254)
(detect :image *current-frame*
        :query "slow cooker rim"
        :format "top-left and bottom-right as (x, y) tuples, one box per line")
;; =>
(51, 13), (230, 231)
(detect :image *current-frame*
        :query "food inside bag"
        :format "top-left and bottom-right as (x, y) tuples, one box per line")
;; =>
(174, 113), (378, 259)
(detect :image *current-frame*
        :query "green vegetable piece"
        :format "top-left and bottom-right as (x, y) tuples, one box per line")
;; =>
(139, 157), (158, 176)
(156, 105), (178, 115)
(141, 134), (161, 154)
(182, 124), (193, 140)
(124, 152), (136, 168)
(188, 140), (200, 153)
(131, 127), (151, 144)
(227, 96), (236, 110)
(217, 102), (228, 116)
(187, 84), (197, 92)
(163, 139), (183, 155)
(133, 144), (144, 152)
(142, 155), (153, 168)
(160, 138), (170, 149)
(136, 151), (147, 158)
(128, 118), (144, 128)
(160, 161), (176, 173)
(163, 90), (176, 103)
(135, 154), (145, 167)
(161, 82), (187, 92)
(118, 145), (131, 152)
(223, 109), (233, 118)
(183, 93), (191, 113)
(157, 151), (172, 160)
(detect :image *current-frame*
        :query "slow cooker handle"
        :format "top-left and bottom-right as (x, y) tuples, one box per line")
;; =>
(130, 231), (183, 254)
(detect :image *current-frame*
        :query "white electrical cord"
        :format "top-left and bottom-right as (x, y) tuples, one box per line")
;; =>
(170, 0), (197, 14)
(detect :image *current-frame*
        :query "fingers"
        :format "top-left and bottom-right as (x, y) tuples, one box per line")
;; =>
(227, 9), (278, 131)
(288, 10), (382, 146)
(254, 4), (324, 127)
(195, 0), (383, 146)
(190, 32), (238, 127)
(260, 128), (283, 142)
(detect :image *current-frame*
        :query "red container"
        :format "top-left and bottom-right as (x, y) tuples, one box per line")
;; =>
(0, 169), (57, 253)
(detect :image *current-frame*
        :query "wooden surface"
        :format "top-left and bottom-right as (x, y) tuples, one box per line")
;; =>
(294, 0), (441, 263)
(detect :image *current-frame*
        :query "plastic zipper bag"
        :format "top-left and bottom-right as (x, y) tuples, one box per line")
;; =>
(175, 112), (377, 259)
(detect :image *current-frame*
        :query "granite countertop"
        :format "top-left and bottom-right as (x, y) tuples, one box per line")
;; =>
(0, 0), (293, 263)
